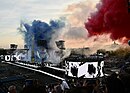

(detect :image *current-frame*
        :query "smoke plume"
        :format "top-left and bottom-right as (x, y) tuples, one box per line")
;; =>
(62, 0), (130, 54)
(19, 19), (65, 63)
(19, 0), (130, 60)
(63, 0), (98, 40)
(85, 0), (130, 43)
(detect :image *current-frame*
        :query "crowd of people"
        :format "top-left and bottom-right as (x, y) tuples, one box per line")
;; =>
(0, 72), (130, 93)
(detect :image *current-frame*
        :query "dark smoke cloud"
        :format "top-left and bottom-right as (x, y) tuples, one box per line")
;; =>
(85, 0), (130, 42)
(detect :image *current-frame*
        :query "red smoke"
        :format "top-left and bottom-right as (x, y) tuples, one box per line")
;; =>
(85, 0), (130, 43)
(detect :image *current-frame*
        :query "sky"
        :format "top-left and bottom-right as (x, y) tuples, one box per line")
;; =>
(0, 0), (101, 49)
(0, 0), (83, 48)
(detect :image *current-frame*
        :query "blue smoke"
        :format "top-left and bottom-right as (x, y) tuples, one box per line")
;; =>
(19, 19), (65, 63)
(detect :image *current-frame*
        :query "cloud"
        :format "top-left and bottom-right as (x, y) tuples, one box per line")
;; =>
(60, 0), (99, 43)
(65, 0), (99, 27)
(60, 0), (124, 52)
(0, 0), (78, 47)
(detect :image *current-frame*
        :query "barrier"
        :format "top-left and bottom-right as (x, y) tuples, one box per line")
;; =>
(6, 62), (65, 81)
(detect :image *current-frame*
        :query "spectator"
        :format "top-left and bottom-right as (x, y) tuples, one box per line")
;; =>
(8, 85), (17, 93)
(106, 72), (125, 93)
(54, 81), (63, 93)
(61, 80), (70, 91)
